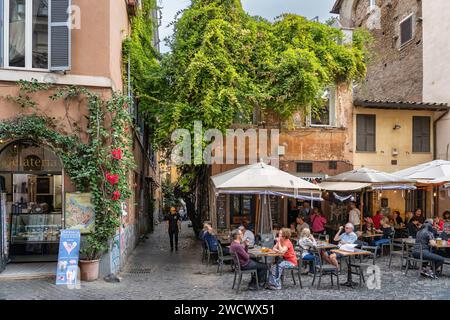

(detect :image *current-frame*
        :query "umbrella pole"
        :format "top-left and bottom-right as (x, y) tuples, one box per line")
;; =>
(360, 190), (364, 232)
(255, 195), (260, 237)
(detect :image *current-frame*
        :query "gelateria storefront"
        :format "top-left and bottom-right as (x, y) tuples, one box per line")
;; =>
(0, 140), (63, 263)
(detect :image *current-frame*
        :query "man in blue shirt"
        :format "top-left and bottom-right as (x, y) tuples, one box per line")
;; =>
(200, 223), (229, 255)
(334, 223), (358, 245)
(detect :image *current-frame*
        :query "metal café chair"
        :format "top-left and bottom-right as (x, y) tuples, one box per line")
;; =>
(204, 240), (218, 266)
(201, 240), (207, 264)
(404, 243), (435, 279)
(231, 253), (259, 294)
(311, 248), (340, 290)
(388, 239), (407, 269)
(349, 245), (378, 286)
(216, 243), (233, 275)
(281, 253), (303, 289)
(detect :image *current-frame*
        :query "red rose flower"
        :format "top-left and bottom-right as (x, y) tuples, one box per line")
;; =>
(106, 172), (119, 185)
(112, 190), (121, 201)
(111, 148), (123, 160)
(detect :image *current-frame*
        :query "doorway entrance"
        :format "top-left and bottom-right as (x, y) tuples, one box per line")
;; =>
(0, 140), (63, 263)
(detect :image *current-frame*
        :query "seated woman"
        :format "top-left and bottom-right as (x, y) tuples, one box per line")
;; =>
(298, 228), (320, 273)
(441, 211), (450, 241)
(268, 228), (298, 290)
(363, 217), (374, 232)
(433, 215), (444, 233)
(407, 217), (421, 238)
(392, 210), (404, 228)
(372, 217), (394, 248)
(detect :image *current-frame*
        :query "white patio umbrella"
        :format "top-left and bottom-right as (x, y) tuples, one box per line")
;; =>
(324, 167), (415, 230)
(394, 160), (450, 185)
(325, 167), (415, 184)
(211, 162), (321, 235)
(211, 162), (321, 193)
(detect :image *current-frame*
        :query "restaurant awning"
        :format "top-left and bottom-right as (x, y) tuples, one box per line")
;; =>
(319, 181), (371, 192)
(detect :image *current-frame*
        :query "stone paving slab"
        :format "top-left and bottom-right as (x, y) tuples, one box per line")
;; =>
(1, 222), (449, 300)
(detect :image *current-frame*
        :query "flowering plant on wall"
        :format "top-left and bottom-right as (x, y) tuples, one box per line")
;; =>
(0, 82), (136, 261)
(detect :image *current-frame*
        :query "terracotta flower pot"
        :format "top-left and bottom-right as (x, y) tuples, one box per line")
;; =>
(79, 260), (100, 282)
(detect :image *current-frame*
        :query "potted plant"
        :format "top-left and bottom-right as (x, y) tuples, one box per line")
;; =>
(79, 235), (106, 281)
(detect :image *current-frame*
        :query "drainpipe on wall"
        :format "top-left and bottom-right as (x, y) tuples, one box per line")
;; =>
(433, 110), (449, 160)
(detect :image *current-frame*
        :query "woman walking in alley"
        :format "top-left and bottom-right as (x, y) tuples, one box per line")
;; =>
(167, 207), (181, 252)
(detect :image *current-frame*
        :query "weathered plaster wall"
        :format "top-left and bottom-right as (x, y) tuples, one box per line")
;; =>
(338, 0), (424, 102)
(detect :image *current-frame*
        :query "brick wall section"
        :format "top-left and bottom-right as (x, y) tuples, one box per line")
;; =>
(351, 0), (423, 102)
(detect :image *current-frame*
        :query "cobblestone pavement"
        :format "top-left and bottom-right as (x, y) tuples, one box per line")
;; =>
(1, 222), (450, 300)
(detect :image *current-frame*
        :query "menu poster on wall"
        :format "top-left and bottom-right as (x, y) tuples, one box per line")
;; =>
(216, 194), (227, 229)
(269, 196), (280, 228)
(56, 230), (81, 286)
(65, 193), (95, 234)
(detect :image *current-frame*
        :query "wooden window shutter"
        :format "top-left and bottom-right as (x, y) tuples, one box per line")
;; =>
(413, 116), (430, 152)
(357, 114), (376, 152)
(365, 115), (376, 152)
(50, 0), (71, 71)
(356, 115), (366, 151)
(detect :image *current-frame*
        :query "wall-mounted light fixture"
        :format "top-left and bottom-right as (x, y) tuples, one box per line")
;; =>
(393, 124), (401, 130)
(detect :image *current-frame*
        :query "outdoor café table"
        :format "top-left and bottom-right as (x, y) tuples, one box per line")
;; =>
(217, 234), (232, 246)
(394, 238), (416, 245)
(360, 232), (384, 240)
(248, 247), (284, 282)
(314, 241), (338, 251)
(435, 240), (450, 249)
(331, 248), (371, 288)
(248, 248), (284, 262)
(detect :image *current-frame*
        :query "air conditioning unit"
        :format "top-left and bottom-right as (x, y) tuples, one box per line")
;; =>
(392, 148), (399, 157)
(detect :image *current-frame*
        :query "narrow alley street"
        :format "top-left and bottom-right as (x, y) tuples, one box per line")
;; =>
(1, 222), (450, 300)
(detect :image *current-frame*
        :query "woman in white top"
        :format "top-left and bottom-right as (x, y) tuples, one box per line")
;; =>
(298, 229), (318, 273)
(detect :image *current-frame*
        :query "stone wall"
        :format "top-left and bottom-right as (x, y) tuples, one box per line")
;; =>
(338, 0), (424, 102)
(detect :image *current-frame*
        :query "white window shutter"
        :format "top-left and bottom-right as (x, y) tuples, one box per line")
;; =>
(50, 0), (71, 71)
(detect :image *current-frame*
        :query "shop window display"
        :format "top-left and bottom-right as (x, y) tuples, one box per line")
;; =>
(0, 140), (63, 262)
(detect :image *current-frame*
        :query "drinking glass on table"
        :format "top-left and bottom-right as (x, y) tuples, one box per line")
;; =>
(325, 235), (330, 244)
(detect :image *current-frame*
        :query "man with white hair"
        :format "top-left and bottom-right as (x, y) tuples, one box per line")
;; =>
(334, 223), (358, 245)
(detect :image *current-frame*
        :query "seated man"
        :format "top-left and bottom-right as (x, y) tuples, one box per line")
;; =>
(201, 223), (229, 255)
(414, 220), (445, 278)
(334, 223), (358, 245)
(324, 223), (359, 267)
(229, 229), (267, 290)
(239, 221), (255, 247)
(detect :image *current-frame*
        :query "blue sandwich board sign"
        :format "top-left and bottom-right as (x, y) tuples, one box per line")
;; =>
(56, 229), (81, 285)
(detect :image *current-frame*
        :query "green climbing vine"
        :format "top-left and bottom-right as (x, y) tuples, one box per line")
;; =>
(0, 81), (136, 260)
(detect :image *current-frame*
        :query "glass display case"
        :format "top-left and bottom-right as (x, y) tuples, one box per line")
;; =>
(11, 212), (62, 245)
